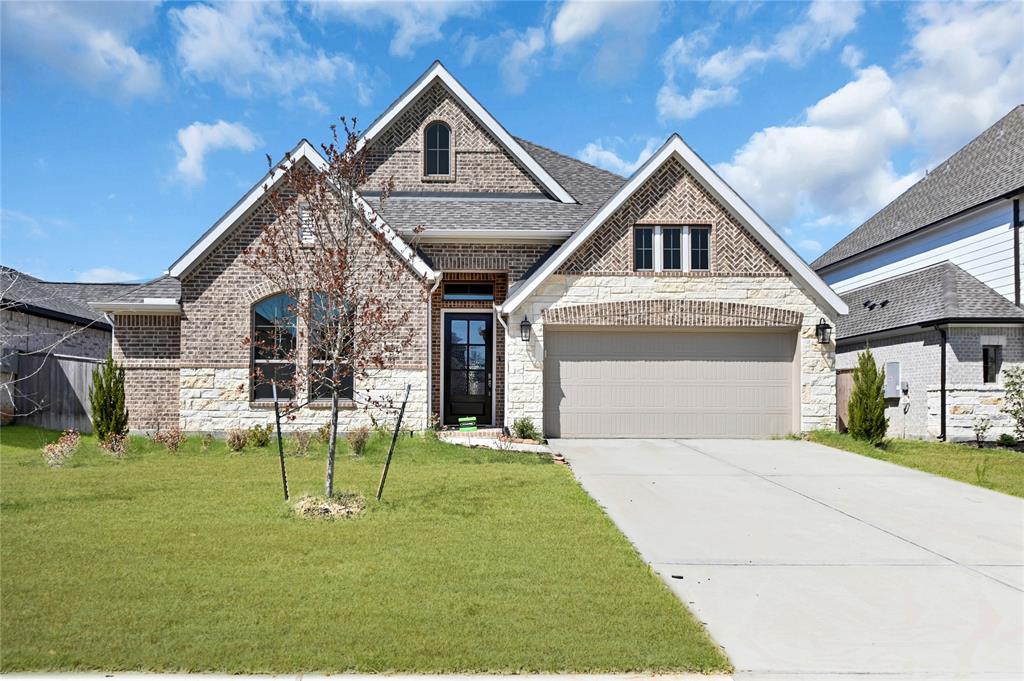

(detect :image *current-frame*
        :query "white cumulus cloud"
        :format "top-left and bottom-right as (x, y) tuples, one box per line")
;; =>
(656, 85), (738, 121)
(1, 1), (162, 99)
(577, 137), (662, 176)
(78, 267), (139, 283)
(501, 28), (547, 95)
(174, 121), (260, 185)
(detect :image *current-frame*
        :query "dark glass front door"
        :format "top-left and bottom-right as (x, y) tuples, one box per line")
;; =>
(444, 313), (492, 426)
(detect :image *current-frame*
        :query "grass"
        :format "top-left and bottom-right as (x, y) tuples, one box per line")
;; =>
(0, 425), (729, 673)
(806, 430), (1024, 498)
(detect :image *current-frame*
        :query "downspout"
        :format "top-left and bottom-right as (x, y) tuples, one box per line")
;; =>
(425, 274), (443, 428)
(493, 304), (510, 433)
(938, 325), (948, 441)
(1014, 198), (1021, 308)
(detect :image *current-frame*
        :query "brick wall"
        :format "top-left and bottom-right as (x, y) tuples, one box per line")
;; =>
(363, 81), (546, 195)
(560, 157), (785, 276)
(2, 309), (111, 358)
(430, 272), (507, 426)
(112, 313), (181, 431)
(419, 242), (556, 282)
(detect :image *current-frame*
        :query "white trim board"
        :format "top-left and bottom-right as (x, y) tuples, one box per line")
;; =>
(358, 61), (576, 205)
(500, 134), (848, 318)
(167, 140), (438, 282)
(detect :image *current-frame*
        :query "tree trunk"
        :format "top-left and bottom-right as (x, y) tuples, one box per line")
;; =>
(326, 389), (339, 497)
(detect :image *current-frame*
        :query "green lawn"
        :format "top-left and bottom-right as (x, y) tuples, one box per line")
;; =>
(807, 430), (1024, 498)
(0, 425), (728, 673)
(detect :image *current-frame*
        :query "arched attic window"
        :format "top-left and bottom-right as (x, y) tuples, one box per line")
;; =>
(252, 293), (297, 400)
(424, 121), (451, 176)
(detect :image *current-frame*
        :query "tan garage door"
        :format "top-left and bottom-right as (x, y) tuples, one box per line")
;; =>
(543, 328), (798, 438)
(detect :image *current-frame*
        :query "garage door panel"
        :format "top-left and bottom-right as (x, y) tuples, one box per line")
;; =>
(544, 329), (797, 438)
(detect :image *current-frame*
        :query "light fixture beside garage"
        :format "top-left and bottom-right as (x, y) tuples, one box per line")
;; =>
(815, 317), (833, 344)
(520, 316), (532, 342)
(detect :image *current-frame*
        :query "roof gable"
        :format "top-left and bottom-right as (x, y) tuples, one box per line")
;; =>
(167, 140), (437, 281)
(359, 61), (575, 204)
(501, 135), (848, 318)
(814, 105), (1024, 271)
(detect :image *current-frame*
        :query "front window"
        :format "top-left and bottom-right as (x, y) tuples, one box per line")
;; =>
(252, 294), (297, 400)
(443, 283), (494, 301)
(662, 227), (682, 271)
(983, 345), (1002, 383)
(424, 122), (451, 176)
(690, 226), (710, 271)
(634, 227), (654, 270)
(310, 292), (354, 401)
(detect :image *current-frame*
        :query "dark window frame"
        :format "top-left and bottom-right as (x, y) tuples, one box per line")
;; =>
(443, 282), (494, 302)
(309, 292), (355, 403)
(424, 121), (452, 177)
(982, 344), (1002, 384)
(634, 226), (654, 271)
(689, 226), (710, 271)
(251, 293), (298, 401)
(662, 227), (682, 271)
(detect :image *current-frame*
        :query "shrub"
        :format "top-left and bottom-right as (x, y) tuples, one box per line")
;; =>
(847, 348), (888, 446)
(248, 423), (273, 448)
(512, 417), (541, 441)
(316, 422), (332, 443)
(152, 427), (185, 452)
(289, 431), (314, 456)
(226, 428), (247, 452)
(347, 426), (371, 457)
(100, 433), (127, 458)
(997, 433), (1017, 448)
(42, 428), (80, 467)
(1001, 365), (1024, 440)
(200, 433), (214, 452)
(88, 353), (128, 442)
(973, 416), (992, 448)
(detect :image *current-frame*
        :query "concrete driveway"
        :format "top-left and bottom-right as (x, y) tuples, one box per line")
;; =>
(551, 439), (1024, 678)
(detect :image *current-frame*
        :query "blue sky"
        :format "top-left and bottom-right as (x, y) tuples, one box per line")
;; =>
(1, 0), (1021, 283)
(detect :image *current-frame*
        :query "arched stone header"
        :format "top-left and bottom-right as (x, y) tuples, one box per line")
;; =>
(542, 299), (803, 328)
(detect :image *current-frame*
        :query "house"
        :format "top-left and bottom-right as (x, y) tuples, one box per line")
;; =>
(91, 62), (846, 438)
(814, 105), (1024, 441)
(0, 266), (133, 426)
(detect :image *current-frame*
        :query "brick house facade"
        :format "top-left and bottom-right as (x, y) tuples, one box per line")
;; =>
(95, 62), (846, 437)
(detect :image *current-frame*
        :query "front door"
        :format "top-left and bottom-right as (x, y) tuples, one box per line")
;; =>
(444, 313), (492, 426)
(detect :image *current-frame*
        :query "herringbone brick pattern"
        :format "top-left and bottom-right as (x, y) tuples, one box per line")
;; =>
(543, 299), (803, 328)
(560, 158), (785, 276)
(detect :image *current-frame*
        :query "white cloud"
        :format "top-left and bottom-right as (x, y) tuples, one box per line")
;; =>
(659, 0), (863, 120)
(551, 1), (633, 45)
(78, 267), (139, 283)
(551, 1), (662, 83)
(501, 28), (546, 95)
(308, 1), (482, 58)
(1, 1), (162, 99)
(797, 239), (823, 255)
(840, 45), (863, 69)
(170, 2), (369, 106)
(577, 137), (661, 176)
(174, 121), (260, 185)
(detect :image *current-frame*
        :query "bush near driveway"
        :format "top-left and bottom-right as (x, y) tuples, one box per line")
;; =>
(0, 425), (729, 673)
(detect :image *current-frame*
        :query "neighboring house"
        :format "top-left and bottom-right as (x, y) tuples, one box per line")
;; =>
(814, 105), (1024, 441)
(0, 266), (133, 426)
(91, 62), (846, 437)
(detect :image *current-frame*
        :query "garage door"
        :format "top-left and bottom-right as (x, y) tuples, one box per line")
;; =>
(543, 328), (798, 438)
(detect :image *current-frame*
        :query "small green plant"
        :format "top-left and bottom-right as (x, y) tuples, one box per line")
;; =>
(200, 432), (214, 452)
(973, 416), (992, 449)
(100, 433), (127, 458)
(289, 431), (314, 456)
(997, 433), (1017, 448)
(512, 417), (541, 442)
(847, 348), (888, 446)
(247, 423), (273, 448)
(1001, 365), (1024, 440)
(315, 422), (332, 443)
(347, 426), (371, 457)
(42, 428), (80, 467)
(226, 428), (247, 452)
(975, 456), (992, 486)
(88, 353), (128, 442)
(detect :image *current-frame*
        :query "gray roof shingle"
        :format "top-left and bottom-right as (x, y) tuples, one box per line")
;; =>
(836, 262), (1024, 340)
(369, 137), (625, 234)
(814, 105), (1024, 271)
(100, 276), (181, 304)
(0, 266), (135, 327)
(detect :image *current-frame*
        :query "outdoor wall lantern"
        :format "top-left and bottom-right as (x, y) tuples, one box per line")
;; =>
(815, 317), (833, 345)
(520, 316), (532, 342)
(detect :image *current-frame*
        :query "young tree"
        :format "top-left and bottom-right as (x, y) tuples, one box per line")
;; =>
(89, 352), (129, 440)
(847, 347), (888, 445)
(1001, 365), (1024, 440)
(242, 119), (427, 498)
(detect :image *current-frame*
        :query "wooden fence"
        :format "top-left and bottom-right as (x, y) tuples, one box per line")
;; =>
(10, 352), (101, 433)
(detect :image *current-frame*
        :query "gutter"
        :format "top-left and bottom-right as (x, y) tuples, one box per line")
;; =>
(493, 304), (510, 431)
(836, 316), (1024, 346)
(2, 302), (111, 331)
(937, 325), (948, 441)
(1014, 198), (1021, 307)
(89, 299), (182, 315)
(425, 274), (443, 428)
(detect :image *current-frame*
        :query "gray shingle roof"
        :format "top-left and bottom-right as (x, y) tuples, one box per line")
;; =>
(369, 137), (625, 234)
(836, 262), (1024, 340)
(814, 105), (1024, 271)
(100, 276), (181, 304)
(0, 266), (134, 327)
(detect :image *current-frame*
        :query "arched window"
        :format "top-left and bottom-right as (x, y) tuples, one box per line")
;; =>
(252, 293), (297, 400)
(424, 121), (451, 176)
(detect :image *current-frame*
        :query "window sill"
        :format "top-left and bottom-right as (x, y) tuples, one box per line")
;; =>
(249, 400), (356, 410)
(422, 174), (455, 183)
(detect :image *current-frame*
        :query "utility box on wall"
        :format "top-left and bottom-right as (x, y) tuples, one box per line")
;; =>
(884, 361), (902, 399)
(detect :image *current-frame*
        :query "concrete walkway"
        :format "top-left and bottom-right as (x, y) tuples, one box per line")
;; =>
(551, 439), (1024, 678)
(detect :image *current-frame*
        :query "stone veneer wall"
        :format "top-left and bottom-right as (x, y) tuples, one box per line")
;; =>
(504, 274), (837, 435)
(928, 386), (1016, 441)
(112, 313), (181, 432)
(363, 82), (545, 195)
